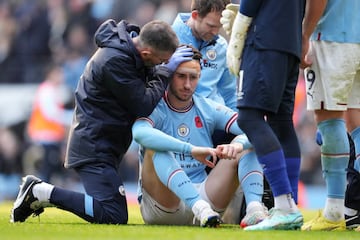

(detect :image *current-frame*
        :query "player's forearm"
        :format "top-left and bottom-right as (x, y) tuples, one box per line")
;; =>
(302, 0), (328, 39)
(218, 75), (237, 111)
(132, 120), (193, 154)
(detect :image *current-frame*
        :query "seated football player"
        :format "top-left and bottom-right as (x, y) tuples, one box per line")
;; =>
(132, 45), (267, 228)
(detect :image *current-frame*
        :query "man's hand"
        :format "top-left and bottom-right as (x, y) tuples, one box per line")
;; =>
(300, 37), (313, 69)
(165, 45), (193, 72)
(215, 143), (243, 161)
(226, 13), (252, 76)
(220, 3), (239, 36)
(191, 146), (218, 168)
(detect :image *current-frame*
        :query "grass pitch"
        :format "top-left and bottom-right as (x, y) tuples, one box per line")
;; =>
(1, 201), (357, 240)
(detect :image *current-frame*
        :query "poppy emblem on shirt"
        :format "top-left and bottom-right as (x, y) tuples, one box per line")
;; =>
(178, 124), (190, 137)
(195, 116), (203, 128)
(206, 49), (216, 60)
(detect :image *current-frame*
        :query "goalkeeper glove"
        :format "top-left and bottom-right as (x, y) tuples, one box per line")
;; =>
(220, 3), (239, 36)
(226, 13), (252, 76)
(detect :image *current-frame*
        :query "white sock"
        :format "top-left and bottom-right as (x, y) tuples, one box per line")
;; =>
(246, 201), (264, 214)
(274, 193), (298, 213)
(32, 182), (54, 203)
(192, 199), (211, 215)
(323, 198), (344, 222)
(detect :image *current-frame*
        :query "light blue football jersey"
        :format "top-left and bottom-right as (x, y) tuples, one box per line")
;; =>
(311, 0), (360, 43)
(137, 92), (243, 183)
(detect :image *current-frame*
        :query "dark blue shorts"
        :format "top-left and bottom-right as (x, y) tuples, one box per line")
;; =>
(237, 45), (299, 115)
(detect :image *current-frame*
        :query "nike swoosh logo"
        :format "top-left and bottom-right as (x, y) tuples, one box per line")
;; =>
(345, 215), (359, 222)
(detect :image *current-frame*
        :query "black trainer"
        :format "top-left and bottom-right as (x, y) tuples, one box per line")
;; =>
(203, 215), (222, 228)
(345, 212), (360, 230)
(10, 175), (44, 222)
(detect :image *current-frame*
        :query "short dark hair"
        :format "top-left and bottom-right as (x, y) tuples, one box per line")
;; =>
(178, 44), (202, 67)
(139, 20), (179, 53)
(185, 44), (202, 63)
(191, 0), (230, 18)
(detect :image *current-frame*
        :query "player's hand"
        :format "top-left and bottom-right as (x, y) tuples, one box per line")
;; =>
(220, 3), (239, 36)
(165, 45), (193, 72)
(215, 143), (243, 161)
(300, 37), (313, 69)
(226, 13), (252, 76)
(191, 146), (218, 168)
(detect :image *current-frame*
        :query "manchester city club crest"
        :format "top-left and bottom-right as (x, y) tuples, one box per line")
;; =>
(177, 123), (190, 137)
(206, 49), (216, 60)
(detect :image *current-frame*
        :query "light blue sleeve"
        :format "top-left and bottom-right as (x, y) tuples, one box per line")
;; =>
(231, 134), (253, 150)
(217, 68), (237, 111)
(132, 119), (194, 154)
(212, 107), (253, 150)
(207, 99), (252, 150)
(208, 100), (243, 135)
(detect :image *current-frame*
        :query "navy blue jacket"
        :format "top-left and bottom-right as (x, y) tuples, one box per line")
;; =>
(65, 20), (170, 169)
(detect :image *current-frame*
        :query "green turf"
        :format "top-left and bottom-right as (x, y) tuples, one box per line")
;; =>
(1, 201), (357, 240)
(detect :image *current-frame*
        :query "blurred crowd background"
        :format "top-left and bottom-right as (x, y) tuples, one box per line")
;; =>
(0, 0), (321, 203)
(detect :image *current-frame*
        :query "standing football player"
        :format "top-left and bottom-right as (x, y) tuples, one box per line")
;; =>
(301, 0), (360, 231)
(224, 0), (305, 230)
